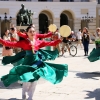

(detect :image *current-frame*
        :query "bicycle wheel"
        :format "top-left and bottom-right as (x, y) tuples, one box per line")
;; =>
(69, 45), (77, 57)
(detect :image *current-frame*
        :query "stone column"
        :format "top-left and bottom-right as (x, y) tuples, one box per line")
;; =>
(11, 18), (16, 27)
(88, 18), (96, 33)
(53, 0), (60, 2)
(31, 0), (38, 1)
(74, 18), (81, 33)
(53, 18), (60, 29)
(74, 0), (81, 2)
(32, 18), (39, 32)
(89, 0), (97, 2)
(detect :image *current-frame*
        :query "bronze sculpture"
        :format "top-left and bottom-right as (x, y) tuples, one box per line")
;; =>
(17, 4), (33, 26)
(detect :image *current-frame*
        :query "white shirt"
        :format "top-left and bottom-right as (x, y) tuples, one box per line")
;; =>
(12, 32), (19, 41)
(77, 31), (82, 39)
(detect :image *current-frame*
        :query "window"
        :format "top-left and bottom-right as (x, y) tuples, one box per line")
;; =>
(16, 0), (31, 1)
(38, 0), (47, 1)
(60, 0), (74, 2)
(81, 0), (89, 2)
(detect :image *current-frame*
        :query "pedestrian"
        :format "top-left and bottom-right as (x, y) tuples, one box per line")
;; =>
(2, 29), (13, 56)
(10, 27), (21, 54)
(82, 27), (90, 56)
(52, 28), (61, 53)
(76, 29), (82, 48)
(0, 25), (68, 100)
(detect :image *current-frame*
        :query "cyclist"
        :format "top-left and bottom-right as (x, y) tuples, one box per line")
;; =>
(61, 35), (72, 56)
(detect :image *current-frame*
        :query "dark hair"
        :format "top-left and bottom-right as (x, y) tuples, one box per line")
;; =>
(26, 26), (35, 32)
(79, 29), (81, 31)
(5, 29), (9, 33)
(10, 27), (15, 31)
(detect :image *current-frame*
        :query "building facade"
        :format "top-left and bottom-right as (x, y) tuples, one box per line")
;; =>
(0, 0), (97, 36)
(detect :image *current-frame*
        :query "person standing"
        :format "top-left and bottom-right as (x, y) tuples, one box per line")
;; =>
(10, 27), (21, 54)
(52, 28), (61, 53)
(2, 29), (13, 56)
(82, 27), (90, 56)
(77, 29), (82, 48)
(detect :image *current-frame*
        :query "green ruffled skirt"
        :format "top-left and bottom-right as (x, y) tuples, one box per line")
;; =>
(2, 49), (59, 66)
(1, 49), (68, 87)
(88, 48), (100, 62)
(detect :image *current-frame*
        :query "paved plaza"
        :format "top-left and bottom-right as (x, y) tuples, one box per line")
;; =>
(0, 44), (100, 100)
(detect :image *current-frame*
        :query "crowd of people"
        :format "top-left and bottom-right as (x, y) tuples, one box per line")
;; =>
(1, 25), (92, 57)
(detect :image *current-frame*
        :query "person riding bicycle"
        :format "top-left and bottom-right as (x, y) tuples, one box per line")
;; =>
(61, 34), (72, 56)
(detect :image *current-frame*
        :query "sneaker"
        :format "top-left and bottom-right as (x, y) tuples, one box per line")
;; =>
(84, 54), (86, 56)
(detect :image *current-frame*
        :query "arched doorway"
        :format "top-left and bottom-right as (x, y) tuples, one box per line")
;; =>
(39, 13), (48, 33)
(60, 11), (74, 30)
(60, 13), (68, 26)
(39, 10), (53, 33)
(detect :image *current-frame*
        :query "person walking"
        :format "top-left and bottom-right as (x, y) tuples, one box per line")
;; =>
(52, 28), (61, 53)
(10, 27), (21, 54)
(82, 27), (90, 56)
(77, 29), (82, 48)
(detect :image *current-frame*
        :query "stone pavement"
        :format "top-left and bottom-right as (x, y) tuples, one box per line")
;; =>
(0, 44), (100, 100)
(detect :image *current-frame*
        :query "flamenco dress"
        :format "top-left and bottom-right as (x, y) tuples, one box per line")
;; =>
(0, 37), (68, 87)
(88, 40), (100, 62)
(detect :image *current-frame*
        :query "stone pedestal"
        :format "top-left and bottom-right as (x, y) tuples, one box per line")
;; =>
(16, 26), (28, 30)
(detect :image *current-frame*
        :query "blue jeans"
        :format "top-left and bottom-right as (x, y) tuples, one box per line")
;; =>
(83, 41), (89, 55)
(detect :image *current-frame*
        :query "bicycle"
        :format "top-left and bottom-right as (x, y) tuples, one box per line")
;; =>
(63, 40), (77, 57)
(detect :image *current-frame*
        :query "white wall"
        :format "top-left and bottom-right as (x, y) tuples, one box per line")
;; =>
(0, 2), (97, 19)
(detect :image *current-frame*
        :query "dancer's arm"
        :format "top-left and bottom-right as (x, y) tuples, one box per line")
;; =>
(40, 39), (61, 48)
(17, 31), (28, 39)
(36, 32), (53, 38)
(0, 38), (22, 48)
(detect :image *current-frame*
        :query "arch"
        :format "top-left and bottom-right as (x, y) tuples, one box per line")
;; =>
(60, 13), (68, 26)
(38, 10), (54, 33)
(60, 9), (75, 19)
(60, 10), (74, 30)
(38, 9), (54, 20)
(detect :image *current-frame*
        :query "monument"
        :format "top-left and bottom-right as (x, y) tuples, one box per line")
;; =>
(17, 4), (33, 27)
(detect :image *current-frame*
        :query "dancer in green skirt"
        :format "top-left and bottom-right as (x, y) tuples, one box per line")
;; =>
(0, 26), (68, 100)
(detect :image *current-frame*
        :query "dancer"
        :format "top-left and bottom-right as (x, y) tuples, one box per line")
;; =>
(0, 26), (68, 100)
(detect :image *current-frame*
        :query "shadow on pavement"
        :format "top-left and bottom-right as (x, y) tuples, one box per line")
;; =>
(76, 72), (100, 80)
(84, 88), (100, 100)
(0, 81), (22, 89)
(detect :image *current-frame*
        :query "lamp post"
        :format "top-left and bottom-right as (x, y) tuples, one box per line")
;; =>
(0, 13), (12, 37)
(4, 12), (12, 29)
(82, 13), (93, 28)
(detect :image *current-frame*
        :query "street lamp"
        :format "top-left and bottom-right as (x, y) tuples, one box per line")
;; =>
(4, 12), (12, 29)
(4, 12), (12, 22)
(0, 13), (12, 37)
(82, 13), (93, 28)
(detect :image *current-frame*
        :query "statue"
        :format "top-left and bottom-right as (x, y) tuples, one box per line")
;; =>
(17, 4), (30, 26)
(27, 10), (33, 25)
